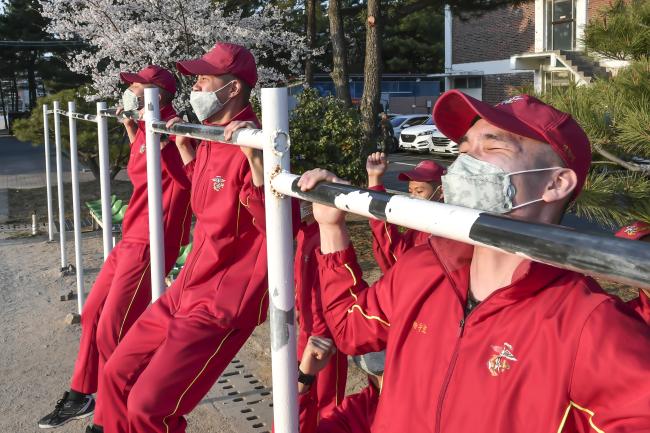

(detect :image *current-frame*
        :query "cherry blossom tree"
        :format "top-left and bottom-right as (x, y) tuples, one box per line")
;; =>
(40, 0), (310, 105)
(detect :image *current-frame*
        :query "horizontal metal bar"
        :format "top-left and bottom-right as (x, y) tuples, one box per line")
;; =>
(48, 107), (264, 149)
(149, 121), (265, 150)
(52, 109), (98, 122)
(100, 108), (140, 120)
(271, 171), (650, 289)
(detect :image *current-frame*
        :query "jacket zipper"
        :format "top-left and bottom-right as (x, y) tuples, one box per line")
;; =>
(193, 143), (210, 212)
(434, 317), (466, 433)
(433, 289), (503, 432)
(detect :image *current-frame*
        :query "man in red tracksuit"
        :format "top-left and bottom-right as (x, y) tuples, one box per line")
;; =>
(294, 203), (347, 433)
(615, 220), (650, 324)
(38, 65), (192, 430)
(94, 42), (277, 433)
(365, 152), (445, 272)
(298, 90), (650, 432)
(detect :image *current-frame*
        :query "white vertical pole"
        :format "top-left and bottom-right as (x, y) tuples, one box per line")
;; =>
(143, 88), (165, 301)
(444, 5), (453, 91)
(96, 102), (112, 260)
(43, 104), (54, 241)
(68, 101), (85, 313)
(53, 101), (67, 270)
(261, 88), (298, 433)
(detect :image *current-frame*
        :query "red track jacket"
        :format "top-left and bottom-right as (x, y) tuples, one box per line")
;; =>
(628, 290), (650, 325)
(317, 236), (650, 433)
(172, 105), (271, 327)
(122, 104), (192, 256)
(368, 185), (431, 273)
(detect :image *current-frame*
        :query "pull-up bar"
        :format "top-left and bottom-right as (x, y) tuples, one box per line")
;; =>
(271, 173), (650, 289)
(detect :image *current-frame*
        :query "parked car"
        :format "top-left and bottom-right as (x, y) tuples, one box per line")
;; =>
(399, 117), (435, 152)
(390, 114), (430, 140)
(429, 130), (459, 155)
(398, 117), (459, 155)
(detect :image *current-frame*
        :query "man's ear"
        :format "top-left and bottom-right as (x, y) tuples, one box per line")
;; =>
(231, 80), (243, 99)
(542, 168), (578, 203)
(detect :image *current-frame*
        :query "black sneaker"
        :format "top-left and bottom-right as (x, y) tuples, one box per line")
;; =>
(38, 391), (95, 428)
(85, 425), (103, 433)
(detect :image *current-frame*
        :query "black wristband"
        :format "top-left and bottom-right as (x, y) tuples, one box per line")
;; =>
(298, 368), (315, 386)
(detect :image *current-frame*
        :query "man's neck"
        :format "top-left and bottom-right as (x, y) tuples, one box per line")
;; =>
(206, 100), (249, 125)
(470, 246), (525, 301)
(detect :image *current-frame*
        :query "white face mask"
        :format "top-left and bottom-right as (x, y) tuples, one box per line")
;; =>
(441, 154), (561, 214)
(189, 81), (235, 122)
(122, 89), (143, 112)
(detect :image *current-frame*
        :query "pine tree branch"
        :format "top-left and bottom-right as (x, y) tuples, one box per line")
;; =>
(592, 141), (650, 174)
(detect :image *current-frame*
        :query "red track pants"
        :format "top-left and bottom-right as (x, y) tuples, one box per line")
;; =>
(98, 284), (255, 433)
(316, 383), (379, 433)
(69, 241), (152, 397)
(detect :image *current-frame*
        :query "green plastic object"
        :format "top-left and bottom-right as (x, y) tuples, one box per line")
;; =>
(112, 204), (128, 223)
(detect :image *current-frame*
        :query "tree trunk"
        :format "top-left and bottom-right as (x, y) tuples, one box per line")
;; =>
(27, 51), (38, 110)
(328, 0), (352, 106)
(360, 0), (383, 161)
(305, 0), (317, 87)
(0, 82), (8, 129)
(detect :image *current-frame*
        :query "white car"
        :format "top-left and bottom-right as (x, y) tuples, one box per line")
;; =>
(398, 118), (459, 155)
(399, 123), (434, 152)
(390, 114), (430, 139)
(429, 131), (459, 155)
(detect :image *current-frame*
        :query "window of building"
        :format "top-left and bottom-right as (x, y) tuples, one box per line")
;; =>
(453, 77), (482, 89)
(546, 0), (576, 50)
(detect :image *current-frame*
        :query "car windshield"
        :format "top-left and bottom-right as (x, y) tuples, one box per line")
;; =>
(422, 117), (434, 125)
(390, 116), (408, 127)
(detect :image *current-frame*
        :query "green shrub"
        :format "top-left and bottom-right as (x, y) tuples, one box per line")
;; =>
(288, 88), (366, 185)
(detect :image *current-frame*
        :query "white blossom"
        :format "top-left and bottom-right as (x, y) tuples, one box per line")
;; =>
(40, 0), (311, 108)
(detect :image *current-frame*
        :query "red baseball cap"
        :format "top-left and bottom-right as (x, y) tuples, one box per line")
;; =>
(398, 160), (446, 182)
(176, 42), (258, 88)
(119, 65), (177, 95)
(615, 221), (650, 240)
(432, 90), (591, 196)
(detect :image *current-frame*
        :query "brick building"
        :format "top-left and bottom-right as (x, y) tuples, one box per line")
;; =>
(443, 0), (622, 103)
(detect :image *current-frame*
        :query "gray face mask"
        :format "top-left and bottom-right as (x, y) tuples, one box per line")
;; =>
(189, 81), (235, 122)
(441, 154), (561, 214)
(122, 89), (142, 112)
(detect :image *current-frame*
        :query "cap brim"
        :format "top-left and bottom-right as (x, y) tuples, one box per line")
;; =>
(398, 171), (441, 182)
(432, 90), (546, 145)
(119, 72), (148, 85)
(176, 58), (226, 76)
